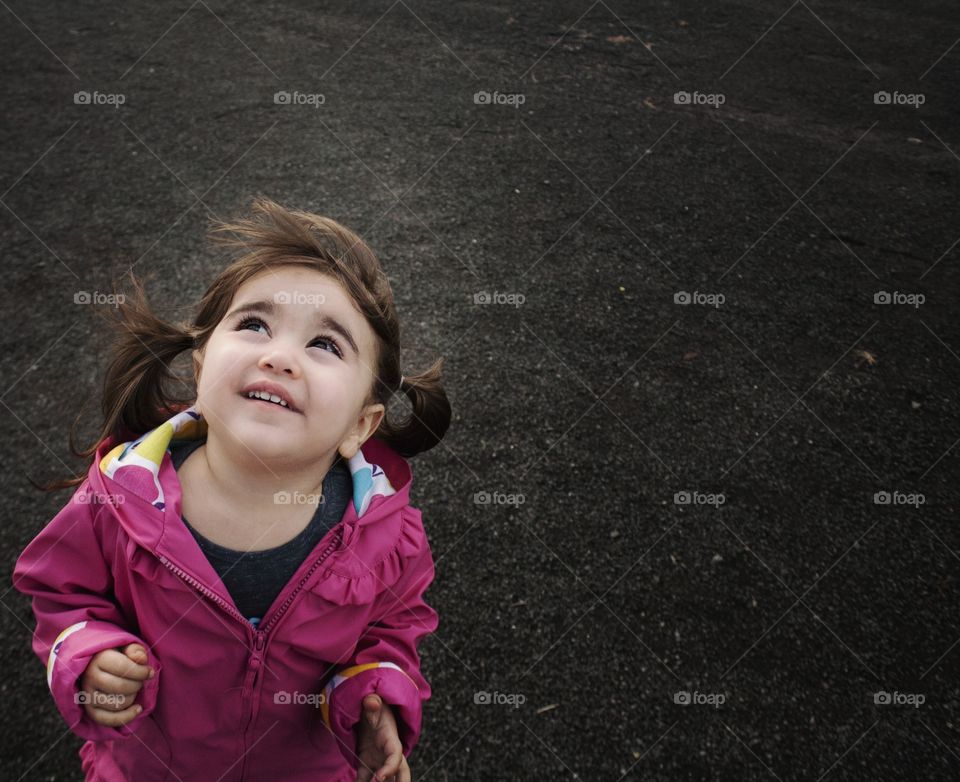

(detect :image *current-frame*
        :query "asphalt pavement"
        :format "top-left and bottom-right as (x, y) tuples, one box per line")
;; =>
(1, 1), (958, 779)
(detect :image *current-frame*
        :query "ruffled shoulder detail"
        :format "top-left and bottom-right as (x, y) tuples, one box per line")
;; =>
(311, 506), (426, 606)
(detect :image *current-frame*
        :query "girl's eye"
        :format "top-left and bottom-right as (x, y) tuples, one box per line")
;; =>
(309, 336), (343, 357)
(235, 316), (343, 358)
(237, 316), (268, 335)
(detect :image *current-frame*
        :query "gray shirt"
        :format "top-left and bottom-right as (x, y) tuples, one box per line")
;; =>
(168, 437), (352, 628)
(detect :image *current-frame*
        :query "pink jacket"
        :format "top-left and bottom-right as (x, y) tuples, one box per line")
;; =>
(12, 404), (439, 781)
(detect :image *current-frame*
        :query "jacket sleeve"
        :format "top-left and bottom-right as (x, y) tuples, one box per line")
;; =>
(320, 536), (439, 768)
(11, 478), (163, 742)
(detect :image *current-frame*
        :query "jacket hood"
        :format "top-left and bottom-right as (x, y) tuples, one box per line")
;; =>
(96, 404), (404, 517)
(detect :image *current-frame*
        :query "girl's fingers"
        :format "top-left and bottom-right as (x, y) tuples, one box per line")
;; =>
(378, 756), (411, 782)
(376, 750), (404, 782)
(90, 668), (145, 696)
(87, 701), (143, 727)
(99, 649), (153, 681)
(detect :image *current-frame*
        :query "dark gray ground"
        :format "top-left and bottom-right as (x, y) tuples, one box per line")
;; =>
(2, 1), (959, 780)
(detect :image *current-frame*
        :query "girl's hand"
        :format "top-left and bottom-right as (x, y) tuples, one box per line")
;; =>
(354, 693), (411, 782)
(78, 642), (155, 727)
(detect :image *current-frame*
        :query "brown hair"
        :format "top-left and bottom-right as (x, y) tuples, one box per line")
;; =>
(34, 196), (452, 492)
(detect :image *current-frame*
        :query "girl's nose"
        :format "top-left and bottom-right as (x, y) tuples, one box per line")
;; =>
(258, 349), (300, 376)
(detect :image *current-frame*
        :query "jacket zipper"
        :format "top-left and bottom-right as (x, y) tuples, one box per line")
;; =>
(157, 554), (253, 629)
(157, 522), (346, 781)
(238, 632), (267, 781)
(156, 523), (344, 635)
(257, 525), (344, 636)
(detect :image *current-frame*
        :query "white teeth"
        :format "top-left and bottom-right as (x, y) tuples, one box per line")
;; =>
(247, 390), (289, 408)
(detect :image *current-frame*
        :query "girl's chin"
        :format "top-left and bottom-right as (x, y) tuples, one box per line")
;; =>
(223, 419), (301, 449)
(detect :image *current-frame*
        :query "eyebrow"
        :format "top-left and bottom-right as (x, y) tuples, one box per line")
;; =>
(227, 298), (359, 356)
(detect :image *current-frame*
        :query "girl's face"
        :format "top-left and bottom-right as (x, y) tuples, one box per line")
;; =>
(191, 266), (385, 466)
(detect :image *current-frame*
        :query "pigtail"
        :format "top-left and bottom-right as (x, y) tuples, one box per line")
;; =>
(97, 270), (197, 438)
(29, 270), (197, 493)
(376, 357), (452, 458)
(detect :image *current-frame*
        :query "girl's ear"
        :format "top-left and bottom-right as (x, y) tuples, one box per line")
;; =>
(338, 403), (386, 459)
(192, 349), (203, 385)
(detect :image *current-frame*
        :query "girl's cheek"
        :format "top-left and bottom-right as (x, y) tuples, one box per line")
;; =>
(211, 344), (249, 373)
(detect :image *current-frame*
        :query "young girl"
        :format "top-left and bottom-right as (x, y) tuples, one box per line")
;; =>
(12, 197), (451, 782)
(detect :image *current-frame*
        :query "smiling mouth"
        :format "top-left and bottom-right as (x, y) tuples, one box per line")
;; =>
(241, 393), (299, 414)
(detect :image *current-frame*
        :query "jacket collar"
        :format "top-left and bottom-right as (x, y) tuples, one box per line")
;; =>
(96, 404), (402, 519)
